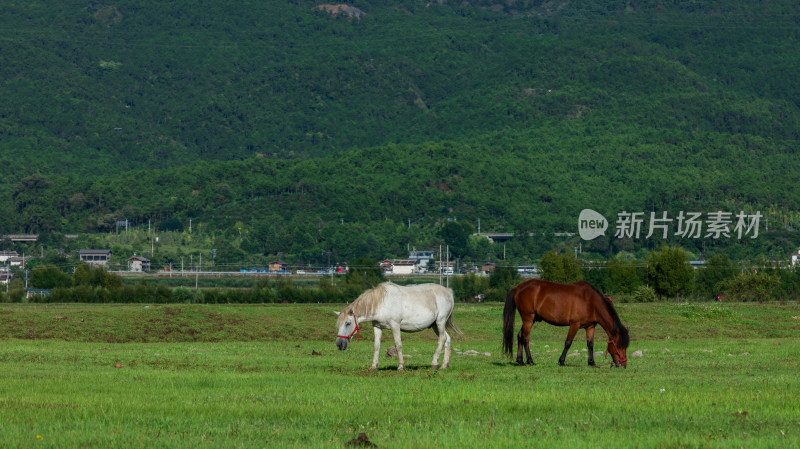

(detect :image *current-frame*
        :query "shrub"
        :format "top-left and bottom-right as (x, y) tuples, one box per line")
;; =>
(632, 285), (657, 303)
(695, 254), (738, 299)
(646, 246), (694, 298)
(539, 250), (583, 283)
(720, 271), (780, 302)
(30, 264), (72, 289)
(452, 272), (488, 302)
(488, 265), (521, 301)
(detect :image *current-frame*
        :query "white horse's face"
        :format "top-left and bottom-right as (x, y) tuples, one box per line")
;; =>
(335, 310), (358, 350)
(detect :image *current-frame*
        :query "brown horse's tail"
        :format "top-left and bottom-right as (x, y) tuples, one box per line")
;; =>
(502, 287), (518, 357)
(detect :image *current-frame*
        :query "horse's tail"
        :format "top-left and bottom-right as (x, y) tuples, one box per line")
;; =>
(445, 315), (464, 338)
(502, 287), (518, 357)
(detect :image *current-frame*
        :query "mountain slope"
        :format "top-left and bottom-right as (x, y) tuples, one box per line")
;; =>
(2, 0), (799, 263)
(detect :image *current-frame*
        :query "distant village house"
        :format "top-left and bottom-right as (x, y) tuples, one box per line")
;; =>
(127, 256), (151, 272)
(269, 261), (288, 273)
(381, 259), (416, 275)
(78, 249), (112, 268)
(791, 247), (800, 266)
(0, 267), (11, 284)
(9, 256), (31, 268)
(0, 251), (19, 264)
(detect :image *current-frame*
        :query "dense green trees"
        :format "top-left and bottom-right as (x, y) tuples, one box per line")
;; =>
(694, 255), (739, 299)
(1, 0), (799, 269)
(30, 264), (72, 289)
(646, 246), (694, 298)
(344, 257), (386, 292)
(539, 251), (583, 283)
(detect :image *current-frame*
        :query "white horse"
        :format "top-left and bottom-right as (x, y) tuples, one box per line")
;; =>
(335, 282), (462, 370)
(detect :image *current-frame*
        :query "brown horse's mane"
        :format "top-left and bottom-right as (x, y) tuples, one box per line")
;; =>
(582, 282), (630, 349)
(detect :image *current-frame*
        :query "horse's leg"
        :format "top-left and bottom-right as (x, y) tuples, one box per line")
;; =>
(523, 322), (535, 365)
(371, 327), (383, 370)
(442, 329), (452, 369)
(389, 322), (404, 370)
(517, 315), (534, 366)
(558, 323), (580, 366)
(585, 325), (596, 367)
(430, 321), (452, 369)
(430, 324), (443, 369)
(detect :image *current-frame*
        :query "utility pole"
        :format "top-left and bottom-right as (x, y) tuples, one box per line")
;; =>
(446, 245), (450, 289)
(439, 245), (442, 285)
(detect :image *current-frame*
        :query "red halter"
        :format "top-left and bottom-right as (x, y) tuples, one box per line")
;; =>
(606, 338), (627, 364)
(337, 315), (360, 341)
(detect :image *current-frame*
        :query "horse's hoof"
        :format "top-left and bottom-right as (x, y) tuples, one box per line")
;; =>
(558, 360), (566, 366)
(369, 365), (378, 370)
(397, 366), (404, 371)
(431, 364), (439, 370)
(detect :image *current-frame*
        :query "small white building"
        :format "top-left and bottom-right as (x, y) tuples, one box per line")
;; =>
(409, 249), (435, 271)
(0, 251), (19, 264)
(791, 247), (800, 266)
(0, 267), (11, 284)
(383, 259), (416, 275)
(8, 256), (31, 268)
(127, 256), (151, 272)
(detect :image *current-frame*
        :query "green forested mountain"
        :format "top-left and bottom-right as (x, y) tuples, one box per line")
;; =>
(2, 0), (799, 265)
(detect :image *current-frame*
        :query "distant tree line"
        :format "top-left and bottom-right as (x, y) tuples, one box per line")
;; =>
(3, 251), (798, 304)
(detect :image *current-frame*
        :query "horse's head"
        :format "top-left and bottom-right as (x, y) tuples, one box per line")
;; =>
(334, 309), (359, 351)
(606, 327), (630, 368)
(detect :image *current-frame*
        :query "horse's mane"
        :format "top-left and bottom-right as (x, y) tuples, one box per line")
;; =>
(340, 282), (390, 322)
(584, 282), (630, 349)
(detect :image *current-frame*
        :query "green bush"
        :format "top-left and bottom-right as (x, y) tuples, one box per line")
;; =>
(30, 264), (72, 289)
(646, 246), (694, 298)
(632, 285), (657, 303)
(488, 265), (521, 302)
(452, 272), (489, 302)
(695, 255), (738, 299)
(720, 271), (780, 302)
(539, 251), (583, 283)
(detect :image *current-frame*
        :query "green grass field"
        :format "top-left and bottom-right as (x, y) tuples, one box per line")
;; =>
(1, 302), (799, 448)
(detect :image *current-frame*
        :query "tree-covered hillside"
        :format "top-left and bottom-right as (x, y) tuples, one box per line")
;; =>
(2, 0), (799, 264)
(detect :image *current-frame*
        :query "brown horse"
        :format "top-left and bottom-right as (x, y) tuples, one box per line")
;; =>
(502, 279), (630, 367)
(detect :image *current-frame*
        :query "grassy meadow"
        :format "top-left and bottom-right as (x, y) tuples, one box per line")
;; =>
(1, 302), (799, 448)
